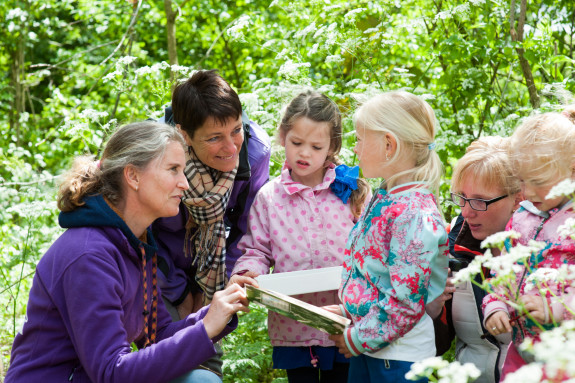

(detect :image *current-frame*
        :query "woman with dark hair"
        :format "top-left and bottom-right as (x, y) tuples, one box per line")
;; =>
(153, 70), (271, 378)
(5, 121), (249, 383)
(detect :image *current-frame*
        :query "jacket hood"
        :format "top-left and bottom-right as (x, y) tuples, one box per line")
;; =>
(59, 194), (157, 260)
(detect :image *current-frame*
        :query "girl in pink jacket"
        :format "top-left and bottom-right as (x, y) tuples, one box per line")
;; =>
(230, 91), (370, 382)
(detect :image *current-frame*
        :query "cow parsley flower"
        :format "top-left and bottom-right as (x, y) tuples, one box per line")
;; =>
(325, 55), (344, 65)
(406, 357), (480, 382)
(547, 179), (575, 200)
(227, 15), (251, 41)
(278, 60), (310, 78)
(481, 230), (521, 249)
(502, 363), (544, 383)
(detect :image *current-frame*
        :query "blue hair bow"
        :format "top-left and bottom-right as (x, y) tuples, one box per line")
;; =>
(330, 164), (359, 204)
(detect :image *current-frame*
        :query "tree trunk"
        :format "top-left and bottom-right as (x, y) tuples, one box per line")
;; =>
(510, 0), (540, 109)
(9, 1), (29, 145)
(164, 0), (179, 82)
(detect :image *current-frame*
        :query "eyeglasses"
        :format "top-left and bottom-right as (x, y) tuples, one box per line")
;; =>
(450, 193), (508, 211)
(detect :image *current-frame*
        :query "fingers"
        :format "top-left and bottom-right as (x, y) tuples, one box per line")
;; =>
(519, 295), (546, 322)
(329, 334), (353, 358)
(230, 275), (259, 288)
(485, 312), (512, 335)
(322, 305), (343, 315)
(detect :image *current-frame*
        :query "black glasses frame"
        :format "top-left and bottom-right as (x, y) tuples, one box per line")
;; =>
(450, 193), (508, 211)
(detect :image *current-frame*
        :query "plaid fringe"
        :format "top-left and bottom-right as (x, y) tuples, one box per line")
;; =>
(182, 148), (237, 302)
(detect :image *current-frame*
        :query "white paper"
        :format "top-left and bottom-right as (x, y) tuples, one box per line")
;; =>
(255, 266), (343, 295)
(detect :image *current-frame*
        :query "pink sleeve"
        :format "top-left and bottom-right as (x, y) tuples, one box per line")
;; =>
(231, 192), (274, 277)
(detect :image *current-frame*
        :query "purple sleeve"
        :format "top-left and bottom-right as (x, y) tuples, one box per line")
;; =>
(62, 253), (235, 383)
(225, 120), (271, 275)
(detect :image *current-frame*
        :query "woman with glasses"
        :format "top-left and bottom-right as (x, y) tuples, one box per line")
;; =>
(428, 136), (522, 383)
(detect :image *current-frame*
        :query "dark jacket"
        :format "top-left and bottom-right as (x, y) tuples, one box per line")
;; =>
(434, 214), (509, 383)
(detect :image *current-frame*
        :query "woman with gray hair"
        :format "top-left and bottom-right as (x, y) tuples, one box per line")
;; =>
(6, 121), (249, 383)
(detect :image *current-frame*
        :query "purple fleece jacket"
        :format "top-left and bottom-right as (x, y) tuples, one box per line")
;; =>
(153, 120), (271, 304)
(6, 195), (237, 383)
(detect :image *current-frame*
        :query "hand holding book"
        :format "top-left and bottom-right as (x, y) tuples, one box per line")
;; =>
(245, 285), (351, 335)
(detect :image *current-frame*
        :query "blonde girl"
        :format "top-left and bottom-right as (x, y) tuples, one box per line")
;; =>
(328, 91), (448, 383)
(483, 107), (575, 377)
(229, 91), (370, 383)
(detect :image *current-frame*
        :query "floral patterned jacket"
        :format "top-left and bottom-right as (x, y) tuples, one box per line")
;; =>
(482, 201), (575, 350)
(338, 182), (449, 356)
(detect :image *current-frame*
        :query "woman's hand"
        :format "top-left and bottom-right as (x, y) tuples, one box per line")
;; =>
(329, 333), (353, 359)
(203, 283), (250, 338)
(485, 311), (512, 336)
(426, 277), (455, 319)
(227, 271), (260, 288)
(520, 294), (547, 323)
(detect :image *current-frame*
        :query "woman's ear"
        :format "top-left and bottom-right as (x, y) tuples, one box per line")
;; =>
(124, 165), (140, 192)
(176, 124), (193, 146)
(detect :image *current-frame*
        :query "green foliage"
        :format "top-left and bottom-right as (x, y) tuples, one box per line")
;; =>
(222, 305), (286, 382)
(1, 0), (575, 379)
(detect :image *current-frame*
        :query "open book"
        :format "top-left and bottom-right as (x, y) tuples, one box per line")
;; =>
(245, 285), (351, 335)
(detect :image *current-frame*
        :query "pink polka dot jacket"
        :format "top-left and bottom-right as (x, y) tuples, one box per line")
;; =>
(232, 163), (368, 347)
(338, 183), (449, 356)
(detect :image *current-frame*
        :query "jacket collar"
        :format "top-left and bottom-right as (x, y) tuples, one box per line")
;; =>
(59, 194), (157, 260)
(280, 162), (337, 195)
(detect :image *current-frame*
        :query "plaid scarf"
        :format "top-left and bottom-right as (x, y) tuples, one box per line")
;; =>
(182, 148), (237, 302)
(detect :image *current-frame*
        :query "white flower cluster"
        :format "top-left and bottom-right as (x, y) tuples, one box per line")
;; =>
(116, 56), (137, 71)
(406, 356), (481, 382)
(325, 55), (344, 65)
(502, 363), (544, 383)
(481, 230), (522, 249)
(226, 15), (251, 41)
(435, 4), (470, 21)
(344, 8), (365, 24)
(524, 267), (560, 293)
(79, 109), (109, 122)
(239, 93), (260, 115)
(278, 59), (311, 79)
(295, 22), (317, 39)
(462, 78), (474, 90)
(547, 179), (575, 200)
(511, 321), (575, 381)
(558, 217), (575, 240)
(450, 253), (485, 285)
(7, 8), (28, 22)
(484, 241), (545, 280)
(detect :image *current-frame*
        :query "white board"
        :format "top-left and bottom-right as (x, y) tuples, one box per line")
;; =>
(255, 266), (343, 296)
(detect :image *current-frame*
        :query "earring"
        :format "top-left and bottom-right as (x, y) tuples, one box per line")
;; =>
(135, 186), (139, 191)
(385, 152), (390, 161)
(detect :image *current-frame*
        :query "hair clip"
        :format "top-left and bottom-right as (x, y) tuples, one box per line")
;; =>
(427, 142), (436, 150)
(95, 160), (102, 169)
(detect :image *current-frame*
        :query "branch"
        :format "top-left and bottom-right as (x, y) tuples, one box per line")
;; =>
(101, 0), (143, 66)
(510, 0), (540, 108)
(0, 175), (60, 187)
